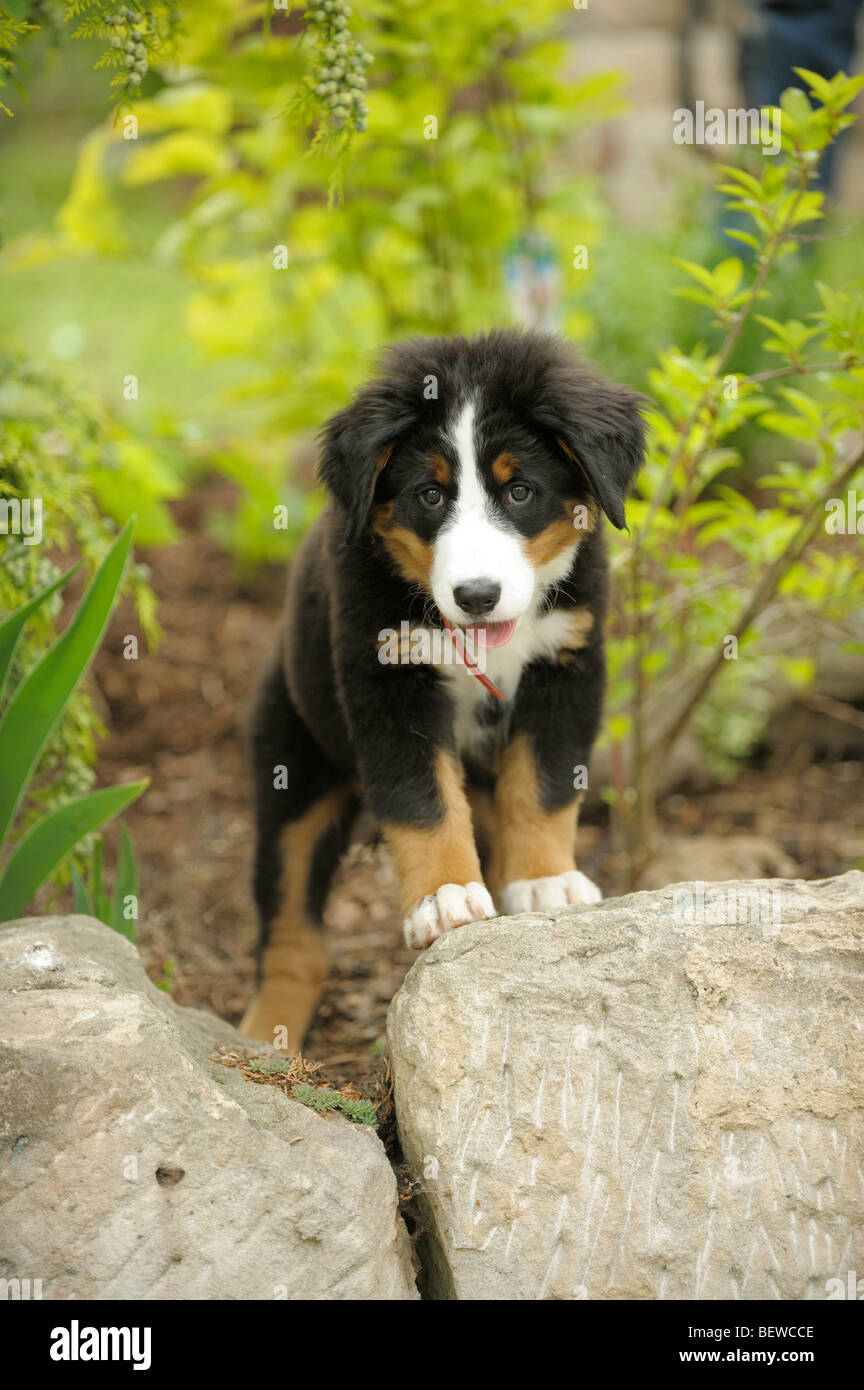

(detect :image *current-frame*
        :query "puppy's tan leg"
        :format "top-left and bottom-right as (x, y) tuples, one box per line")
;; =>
(241, 791), (350, 1051)
(383, 751), (496, 948)
(488, 734), (600, 914)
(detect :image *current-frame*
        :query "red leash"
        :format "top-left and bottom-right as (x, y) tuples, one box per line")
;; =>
(440, 615), (507, 702)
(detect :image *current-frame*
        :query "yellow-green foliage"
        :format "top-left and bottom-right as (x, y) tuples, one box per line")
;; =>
(3, 7), (864, 850)
(10, 0), (619, 565)
(0, 355), (166, 862)
(604, 71), (864, 831)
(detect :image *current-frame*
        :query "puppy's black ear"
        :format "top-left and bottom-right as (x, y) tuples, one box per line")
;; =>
(531, 355), (646, 530)
(318, 385), (415, 543)
(317, 402), (391, 544)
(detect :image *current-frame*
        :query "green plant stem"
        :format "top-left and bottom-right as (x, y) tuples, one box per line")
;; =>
(745, 358), (857, 384)
(640, 166), (814, 540)
(627, 151), (830, 843)
(647, 437), (864, 765)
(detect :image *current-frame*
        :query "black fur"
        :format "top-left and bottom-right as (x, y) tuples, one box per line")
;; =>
(249, 330), (644, 968)
(319, 329), (644, 539)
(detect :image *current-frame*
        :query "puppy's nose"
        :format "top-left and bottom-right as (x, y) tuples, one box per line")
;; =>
(453, 579), (501, 618)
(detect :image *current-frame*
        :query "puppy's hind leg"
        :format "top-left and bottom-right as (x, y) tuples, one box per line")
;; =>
(240, 656), (356, 1052)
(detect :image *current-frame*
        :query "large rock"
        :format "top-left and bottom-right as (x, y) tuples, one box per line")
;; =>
(0, 916), (418, 1301)
(388, 871), (864, 1300)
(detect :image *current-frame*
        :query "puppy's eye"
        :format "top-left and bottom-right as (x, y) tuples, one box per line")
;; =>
(507, 483), (532, 504)
(419, 486), (444, 508)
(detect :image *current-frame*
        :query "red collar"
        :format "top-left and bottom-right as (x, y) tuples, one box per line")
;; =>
(439, 615), (507, 702)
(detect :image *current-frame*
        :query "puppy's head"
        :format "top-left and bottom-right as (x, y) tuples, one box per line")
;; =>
(319, 330), (645, 638)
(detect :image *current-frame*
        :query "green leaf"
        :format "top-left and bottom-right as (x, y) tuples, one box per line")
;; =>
(123, 132), (232, 186)
(780, 84), (813, 126)
(755, 315), (788, 338)
(717, 165), (764, 197)
(110, 826), (138, 942)
(131, 83), (234, 136)
(713, 257), (743, 298)
(0, 781), (147, 924)
(776, 654), (817, 691)
(156, 957), (177, 993)
(792, 68), (832, 103)
(778, 386), (824, 424)
(0, 564), (80, 704)
(674, 258), (717, 292)
(0, 521), (134, 849)
(815, 280), (845, 320)
(673, 287), (717, 309)
(759, 411), (817, 441)
(723, 228), (761, 251)
(92, 836), (108, 924)
(69, 861), (94, 917)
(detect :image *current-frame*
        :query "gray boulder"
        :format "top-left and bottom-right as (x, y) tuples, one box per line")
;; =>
(388, 871), (864, 1300)
(0, 915), (418, 1301)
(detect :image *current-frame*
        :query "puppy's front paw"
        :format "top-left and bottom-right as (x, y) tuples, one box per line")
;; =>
(499, 869), (602, 915)
(403, 881), (496, 949)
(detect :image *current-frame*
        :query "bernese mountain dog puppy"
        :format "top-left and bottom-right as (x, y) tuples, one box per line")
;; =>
(240, 329), (645, 1049)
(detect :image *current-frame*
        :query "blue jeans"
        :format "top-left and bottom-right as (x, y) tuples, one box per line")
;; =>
(738, 0), (863, 192)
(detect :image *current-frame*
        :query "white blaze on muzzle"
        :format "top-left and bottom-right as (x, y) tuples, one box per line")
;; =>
(430, 399), (536, 627)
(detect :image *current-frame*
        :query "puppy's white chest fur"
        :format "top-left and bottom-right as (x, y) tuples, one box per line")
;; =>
(441, 603), (575, 759)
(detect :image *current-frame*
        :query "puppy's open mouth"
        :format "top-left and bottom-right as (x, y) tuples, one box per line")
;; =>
(461, 618), (517, 649)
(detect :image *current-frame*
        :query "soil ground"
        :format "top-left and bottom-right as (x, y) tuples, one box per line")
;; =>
(90, 481), (864, 1082)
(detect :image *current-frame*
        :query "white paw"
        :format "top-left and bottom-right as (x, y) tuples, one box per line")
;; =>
(402, 882), (497, 949)
(499, 869), (602, 915)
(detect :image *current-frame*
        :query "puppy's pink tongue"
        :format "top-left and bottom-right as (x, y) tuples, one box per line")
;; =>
(466, 619), (517, 649)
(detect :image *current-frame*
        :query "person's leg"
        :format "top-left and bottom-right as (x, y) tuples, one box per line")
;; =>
(739, 0), (863, 192)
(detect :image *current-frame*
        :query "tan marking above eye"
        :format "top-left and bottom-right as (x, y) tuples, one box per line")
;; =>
(492, 452), (518, 486)
(429, 453), (451, 486)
